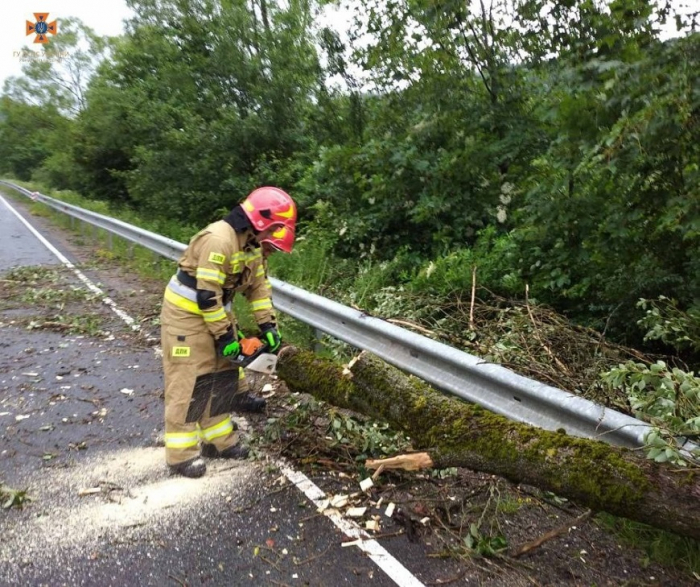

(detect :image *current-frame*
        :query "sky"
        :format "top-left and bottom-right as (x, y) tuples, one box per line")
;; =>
(0, 0), (135, 87)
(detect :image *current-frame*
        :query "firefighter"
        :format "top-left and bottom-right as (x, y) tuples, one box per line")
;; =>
(160, 187), (296, 478)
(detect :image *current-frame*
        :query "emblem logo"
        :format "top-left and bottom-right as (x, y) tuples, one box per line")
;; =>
(26, 13), (58, 44)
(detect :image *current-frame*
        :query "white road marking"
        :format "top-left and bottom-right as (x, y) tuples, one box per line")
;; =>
(1, 192), (426, 587)
(0, 194), (139, 330)
(279, 462), (426, 587)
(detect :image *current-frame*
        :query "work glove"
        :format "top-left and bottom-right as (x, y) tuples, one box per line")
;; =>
(215, 327), (241, 358)
(259, 322), (282, 353)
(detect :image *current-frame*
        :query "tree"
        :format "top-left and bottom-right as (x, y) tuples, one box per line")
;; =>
(277, 347), (700, 541)
(2, 18), (113, 116)
(72, 0), (326, 219)
(0, 98), (70, 181)
(302, 0), (549, 259)
(513, 29), (700, 342)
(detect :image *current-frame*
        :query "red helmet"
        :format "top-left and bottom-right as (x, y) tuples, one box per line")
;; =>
(242, 187), (297, 232)
(261, 225), (295, 254)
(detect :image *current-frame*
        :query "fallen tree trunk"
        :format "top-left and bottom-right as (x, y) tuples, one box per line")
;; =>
(276, 347), (700, 540)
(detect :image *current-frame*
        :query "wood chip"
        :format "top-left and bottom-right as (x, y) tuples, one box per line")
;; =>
(366, 452), (433, 472)
(330, 494), (349, 508)
(359, 477), (374, 492)
(78, 488), (102, 497)
(346, 507), (367, 517)
(365, 520), (380, 532)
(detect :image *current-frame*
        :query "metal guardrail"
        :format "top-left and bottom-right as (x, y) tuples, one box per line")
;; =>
(0, 180), (655, 449)
(1, 182), (185, 262)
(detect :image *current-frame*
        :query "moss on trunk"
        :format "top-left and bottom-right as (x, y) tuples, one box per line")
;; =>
(276, 347), (700, 541)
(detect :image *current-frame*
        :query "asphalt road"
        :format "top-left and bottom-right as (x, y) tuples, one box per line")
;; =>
(0, 192), (439, 587)
(0, 195), (61, 269)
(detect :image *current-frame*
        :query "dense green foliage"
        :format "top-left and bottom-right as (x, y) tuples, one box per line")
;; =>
(1, 0), (699, 358)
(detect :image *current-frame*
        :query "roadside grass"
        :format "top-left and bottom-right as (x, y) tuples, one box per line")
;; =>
(595, 513), (700, 577)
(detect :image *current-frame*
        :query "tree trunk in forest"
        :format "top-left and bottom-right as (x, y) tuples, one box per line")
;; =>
(276, 347), (700, 541)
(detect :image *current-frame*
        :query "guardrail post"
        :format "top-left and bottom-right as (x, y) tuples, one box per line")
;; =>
(314, 328), (325, 353)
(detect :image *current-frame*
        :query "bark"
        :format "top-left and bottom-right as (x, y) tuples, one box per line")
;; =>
(276, 347), (700, 541)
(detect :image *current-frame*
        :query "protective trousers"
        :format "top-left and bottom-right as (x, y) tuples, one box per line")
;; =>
(160, 300), (249, 466)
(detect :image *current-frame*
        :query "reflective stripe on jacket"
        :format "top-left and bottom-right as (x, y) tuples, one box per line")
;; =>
(167, 220), (275, 338)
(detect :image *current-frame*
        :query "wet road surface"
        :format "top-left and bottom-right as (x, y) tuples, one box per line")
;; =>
(1, 194), (61, 269)
(0, 190), (434, 587)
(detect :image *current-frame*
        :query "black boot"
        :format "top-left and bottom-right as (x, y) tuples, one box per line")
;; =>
(200, 443), (218, 458)
(169, 457), (206, 478)
(219, 444), (249, 459)
(232, 394), (266, 413)
(202, 443), (249, 460)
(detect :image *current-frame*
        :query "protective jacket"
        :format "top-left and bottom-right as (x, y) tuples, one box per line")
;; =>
(160, 216), (274, 467)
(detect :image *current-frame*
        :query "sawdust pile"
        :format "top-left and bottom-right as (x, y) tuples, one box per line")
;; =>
(0, 447), (255, 578)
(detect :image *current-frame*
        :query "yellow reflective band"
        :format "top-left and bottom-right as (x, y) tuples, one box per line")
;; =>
(246, 250), (262, 262)
(196, 267), (225, 284)
(164, 432), (199, 448)
(165, 286), (202, 315)
(255, 266), (265, 278)
(230, 252), (244, 273)
(203, 307), (227, 323)
(238, 367), (245, 379)
(201, 418), (234, 442)
(165, 287), (227, 324)
(251, 298), (272, 312)
(208, 252), (225, 265)
(172, 346), (190, 357)
(265, 279), (271, 288)
(276, 204), (295, 219)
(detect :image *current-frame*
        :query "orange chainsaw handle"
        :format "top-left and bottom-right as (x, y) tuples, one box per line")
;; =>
(240, 336), (265, 356)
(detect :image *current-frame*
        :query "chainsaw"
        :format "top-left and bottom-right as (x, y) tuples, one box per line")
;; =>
(229, 336), (278, 375)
